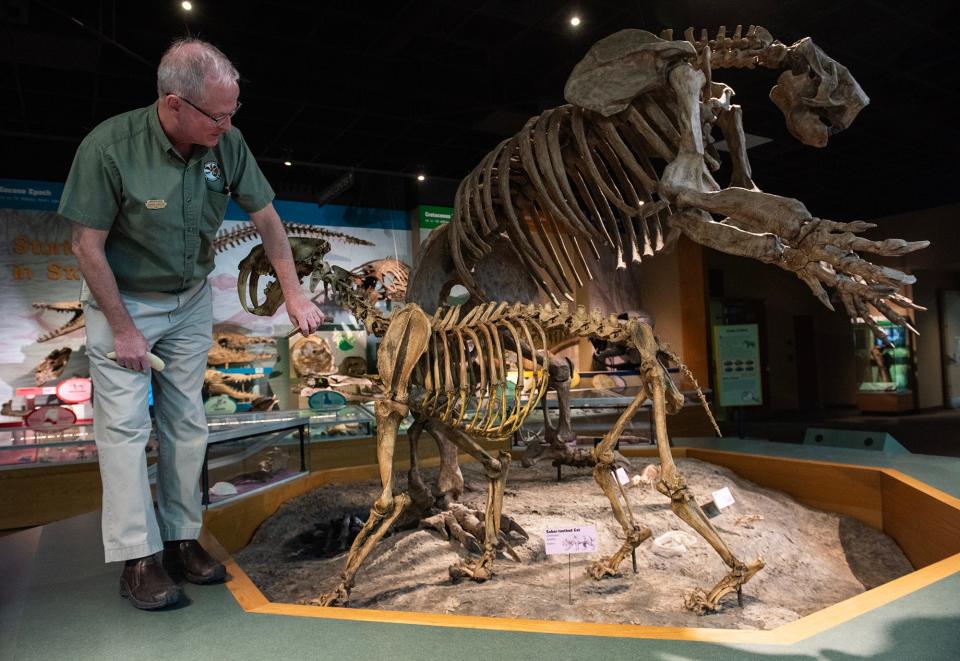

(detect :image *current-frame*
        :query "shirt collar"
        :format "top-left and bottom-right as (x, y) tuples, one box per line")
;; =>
(148, 101), (211, 164)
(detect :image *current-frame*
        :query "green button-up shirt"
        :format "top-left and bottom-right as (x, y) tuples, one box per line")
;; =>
(58, 102), (274, 292)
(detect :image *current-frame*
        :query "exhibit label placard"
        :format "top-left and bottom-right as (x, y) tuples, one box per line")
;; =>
(615, 466), (630, 485)
(544, 525), (598, 555)
(25, 405), (76, 430)
(712, 486), (736, 510)
(56, 377), (92, 403)
(417, 205), (453, 229)
(0, 178), (62, 211)
(713, 324), (762, 407)
(308, 389), (348, 413)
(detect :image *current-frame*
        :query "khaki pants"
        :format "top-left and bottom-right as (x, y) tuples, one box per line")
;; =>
(83, 280), (212, 562)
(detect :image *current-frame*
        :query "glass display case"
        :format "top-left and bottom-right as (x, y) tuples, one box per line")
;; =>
(853, 319), (915, 412)
(308, 403), (376, 441)
(854, 321), (911, 391)
(204, 410), (310, 505)
(0, 425), (100, 468)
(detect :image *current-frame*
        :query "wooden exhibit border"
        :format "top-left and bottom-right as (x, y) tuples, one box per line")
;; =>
(206, 450), (960, 645)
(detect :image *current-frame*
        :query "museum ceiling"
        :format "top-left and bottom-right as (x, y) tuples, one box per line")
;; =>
(0, 0), (954, 219)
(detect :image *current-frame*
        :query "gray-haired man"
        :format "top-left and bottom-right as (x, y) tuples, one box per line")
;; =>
(59, 38), (320, 610)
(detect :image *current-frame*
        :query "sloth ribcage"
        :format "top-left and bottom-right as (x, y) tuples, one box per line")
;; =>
(409, 314), (551, 439)
(450, 92), (682, 304)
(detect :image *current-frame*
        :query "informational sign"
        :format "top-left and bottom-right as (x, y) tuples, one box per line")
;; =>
(203, 394), (237, 415)
(615, 466), (630, 486)
(15, 386), (57, 398)
(25, 405), (76, 430)
(307, 389), (348, 413)
(712, 486), (736, 510)
(713, 324), (762, 407)
(56, 377), (92, 403)
(544, 525), (598, 555)
(0, 179), (63, 211)
(417, 205), (454, 229)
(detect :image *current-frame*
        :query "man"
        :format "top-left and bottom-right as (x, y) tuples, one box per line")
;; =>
(58, 38), (321, 610)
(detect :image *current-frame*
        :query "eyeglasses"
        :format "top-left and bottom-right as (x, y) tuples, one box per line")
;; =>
(169, 94), (241, 126)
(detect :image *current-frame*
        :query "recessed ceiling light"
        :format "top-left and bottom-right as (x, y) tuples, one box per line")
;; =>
(181, 1), (193, 11)
(283, 160), (292, 167)
(417, 174), (426, 182)
(570, 16), (581, 27)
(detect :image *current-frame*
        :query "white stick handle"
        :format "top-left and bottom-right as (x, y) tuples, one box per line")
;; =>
(106, 351), (165, 372)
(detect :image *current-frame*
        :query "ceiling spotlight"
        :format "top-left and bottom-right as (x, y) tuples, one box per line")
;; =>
(283, 160), (292, 167)
(416, 174), (426, 182)
(570, 16), (581, 27)
(181, 1), (193, 11)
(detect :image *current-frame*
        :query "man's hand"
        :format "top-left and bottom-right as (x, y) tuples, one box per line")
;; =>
(285, 291), (323, 335)
(111, 327), (152, 371)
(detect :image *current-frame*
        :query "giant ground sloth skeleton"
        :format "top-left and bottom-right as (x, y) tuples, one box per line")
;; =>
(406, 24), (927, 484)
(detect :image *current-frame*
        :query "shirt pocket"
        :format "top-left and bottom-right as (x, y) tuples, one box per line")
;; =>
(200, 189), (230, 237)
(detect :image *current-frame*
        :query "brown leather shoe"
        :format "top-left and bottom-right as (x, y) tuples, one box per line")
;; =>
(163, 539), (227, 584)
(119, 553), (183, 610)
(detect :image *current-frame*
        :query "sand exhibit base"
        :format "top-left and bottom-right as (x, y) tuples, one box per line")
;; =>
(234, 457), (913, 630)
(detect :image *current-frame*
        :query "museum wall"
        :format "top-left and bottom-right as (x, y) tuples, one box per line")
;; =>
(584, 238), (702, 381)
(705, 246), (859, 412)
(911, 269), (958, 409)
(629, 245), (688, 370)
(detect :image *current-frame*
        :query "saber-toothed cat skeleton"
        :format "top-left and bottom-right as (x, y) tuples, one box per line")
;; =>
(238, 237), (756, 613)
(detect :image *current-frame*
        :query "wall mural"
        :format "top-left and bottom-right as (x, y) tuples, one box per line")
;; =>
(0, 188), (415, 413)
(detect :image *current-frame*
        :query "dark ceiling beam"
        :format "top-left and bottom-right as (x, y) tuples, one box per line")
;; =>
(32, 0), (155, 71)
(0, 129), (81, 143)
(238, 98), (489, 142)
(2, 22), (29, 120)
(224, 24), (491, 76)
(259, 156), (459, 183)
(257, 104), (306, 160)
(0, 84), (143, 108)
(352, 115), (430, 172)
(308, 111), (367, 160)
(359, 0), (417, 58)
(89, 2), (103, 126)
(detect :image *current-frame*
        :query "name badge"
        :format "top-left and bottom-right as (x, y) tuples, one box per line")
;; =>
(145, 199), (167, 209)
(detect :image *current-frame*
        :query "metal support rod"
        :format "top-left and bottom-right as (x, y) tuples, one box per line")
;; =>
(201, 451), (210, 507)
(299, 423), (307, 471)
